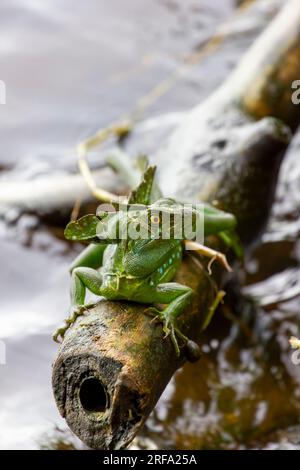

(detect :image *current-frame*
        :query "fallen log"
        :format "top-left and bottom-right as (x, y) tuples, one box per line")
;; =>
(52, 0), (300, 450)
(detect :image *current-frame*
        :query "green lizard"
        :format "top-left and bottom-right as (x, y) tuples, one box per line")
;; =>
(53, 165), (238, 358)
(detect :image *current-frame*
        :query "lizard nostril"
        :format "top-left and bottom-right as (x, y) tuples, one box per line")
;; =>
(79, 377), (109, 413)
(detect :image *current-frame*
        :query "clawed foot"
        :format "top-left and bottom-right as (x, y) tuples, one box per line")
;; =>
(207, 252), (232, 275)
(53, 325), (68, 343)
(184, 240), (232, 274)
(163, 318), (182, 357)
(146, 306), (163, 323)
(146, 306), (182, 354)
(53, 305), (92, 343)
(146, 307), (201, 360)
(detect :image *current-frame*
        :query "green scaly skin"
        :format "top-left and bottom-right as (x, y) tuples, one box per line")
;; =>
(53, 165), (238, 358)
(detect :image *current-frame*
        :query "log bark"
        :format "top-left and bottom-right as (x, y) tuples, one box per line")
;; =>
(52, 0), (300, 450)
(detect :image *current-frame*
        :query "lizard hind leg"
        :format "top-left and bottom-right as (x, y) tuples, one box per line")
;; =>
(146, 282), (200, 359)
(184, 240), (232, 274)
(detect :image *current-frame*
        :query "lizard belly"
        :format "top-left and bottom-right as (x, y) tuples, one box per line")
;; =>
(101, 244), (183, 302)
(149, 244), (182, 286)
(101, 272), (143, 301)
(100, 273), (123, 300)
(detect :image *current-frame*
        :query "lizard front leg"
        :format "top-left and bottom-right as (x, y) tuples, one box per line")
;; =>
(53, 266), (103, 342)
(53, 244), (106, 342)
(142, 282), (193, 357)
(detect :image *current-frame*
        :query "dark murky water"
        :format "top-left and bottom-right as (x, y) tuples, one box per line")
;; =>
(0, 0), (300, 449)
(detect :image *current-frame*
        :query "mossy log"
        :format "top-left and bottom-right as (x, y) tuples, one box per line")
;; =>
(52, 0), (300, 450)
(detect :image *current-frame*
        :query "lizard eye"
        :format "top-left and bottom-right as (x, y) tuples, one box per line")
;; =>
(150, 214), (160, 225)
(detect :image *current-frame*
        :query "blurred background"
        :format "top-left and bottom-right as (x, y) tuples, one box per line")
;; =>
(0, 0), (300, 449)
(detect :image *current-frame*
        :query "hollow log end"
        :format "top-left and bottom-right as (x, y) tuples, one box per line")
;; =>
(52, 257), (211, 449)
(51, 302), (175, 449)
